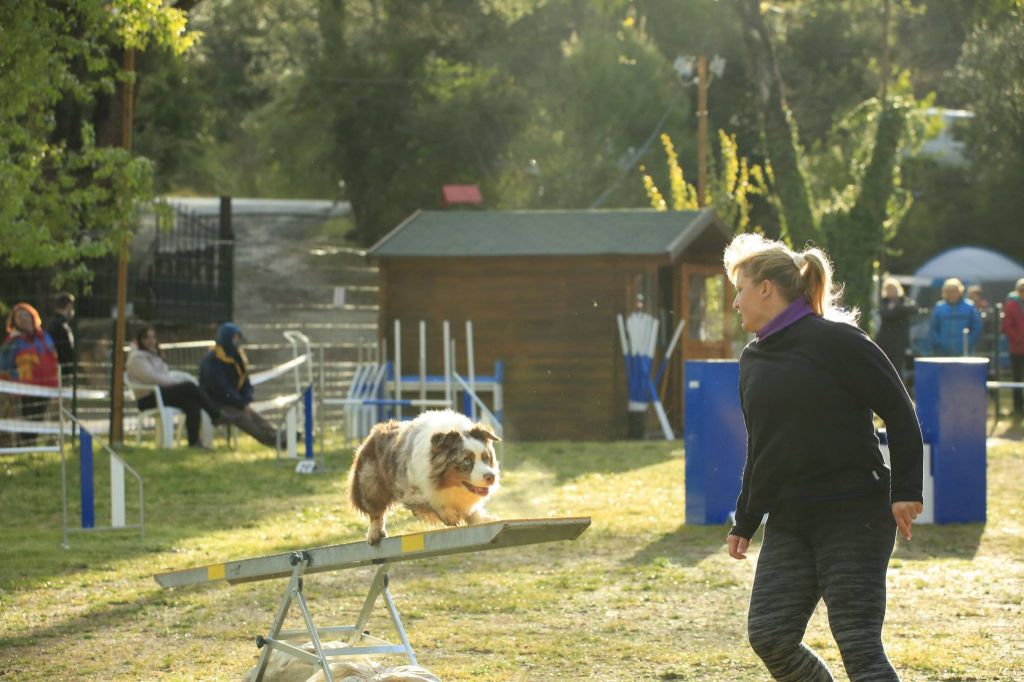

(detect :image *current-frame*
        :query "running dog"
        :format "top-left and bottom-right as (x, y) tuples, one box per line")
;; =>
(348, 409), (501, 545)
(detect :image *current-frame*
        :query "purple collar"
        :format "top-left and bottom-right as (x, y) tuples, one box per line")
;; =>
(757, 298), (815, 342)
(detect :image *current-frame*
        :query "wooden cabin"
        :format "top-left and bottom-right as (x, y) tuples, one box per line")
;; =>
(367, 208), (735, 441)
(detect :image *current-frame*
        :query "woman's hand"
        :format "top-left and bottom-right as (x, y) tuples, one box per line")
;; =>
(727, 533), (750, 560)
(892, 501), (924, 541)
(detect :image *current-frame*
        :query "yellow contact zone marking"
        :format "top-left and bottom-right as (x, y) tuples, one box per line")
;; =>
(401, 534), (425, 553)
(207, 563), (226, 581)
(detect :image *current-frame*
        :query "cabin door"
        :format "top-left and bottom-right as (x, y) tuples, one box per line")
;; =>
(658, 263), (733, 431)
(679, 264), (733, 361)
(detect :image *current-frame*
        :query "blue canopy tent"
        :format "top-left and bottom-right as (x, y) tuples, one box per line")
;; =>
(913, 245), (1024, 295)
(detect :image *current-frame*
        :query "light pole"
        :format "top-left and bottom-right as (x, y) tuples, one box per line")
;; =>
(673, 54), (726, 207)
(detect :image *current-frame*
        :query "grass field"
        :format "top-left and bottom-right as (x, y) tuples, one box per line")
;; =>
(0, 432), (1022, 681)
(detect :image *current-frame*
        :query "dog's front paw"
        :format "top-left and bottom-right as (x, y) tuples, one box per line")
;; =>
(467, 509), (496, 525)
(436, 510), (462, 527)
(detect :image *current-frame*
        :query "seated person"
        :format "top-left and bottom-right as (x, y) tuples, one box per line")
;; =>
(126, 326), (229, 449)
(199, 322), (283, 448)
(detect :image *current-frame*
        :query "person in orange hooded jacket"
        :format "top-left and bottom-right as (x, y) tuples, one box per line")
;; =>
(1, 303), (60, 438)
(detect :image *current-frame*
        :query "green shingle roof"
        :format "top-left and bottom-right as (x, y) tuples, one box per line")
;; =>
(367, 208), (728, 259)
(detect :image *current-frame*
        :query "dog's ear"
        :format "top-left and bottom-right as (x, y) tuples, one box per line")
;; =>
(469, 425), (501, 444)
(430, 430), (463, 453)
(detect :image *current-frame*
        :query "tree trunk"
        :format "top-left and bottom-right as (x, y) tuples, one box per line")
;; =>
(827, 102), (906, 324)
(731, 0), (818, 247)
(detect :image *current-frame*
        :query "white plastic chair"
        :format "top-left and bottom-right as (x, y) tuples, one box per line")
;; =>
(124, 374), (186, 449)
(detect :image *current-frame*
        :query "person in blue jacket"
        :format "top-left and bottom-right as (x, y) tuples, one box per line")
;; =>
(928, 278), (982, 356)
(199, 322), (281, 448)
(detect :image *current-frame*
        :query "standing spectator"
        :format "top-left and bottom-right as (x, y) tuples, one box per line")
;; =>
(46, 292), (76, 382)
(199, 322), (282, 448)
(0, 303), (60, 439)
(928, 278), (983, 355)
(966, 285), (990, 313)
(127, 326), (229, 449)
(966, 284), (993, 355)
(875, 277), (915, 376)
(1002, 278), (1024, 419)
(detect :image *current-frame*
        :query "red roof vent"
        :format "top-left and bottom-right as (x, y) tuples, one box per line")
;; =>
(440, 184), (483, 207)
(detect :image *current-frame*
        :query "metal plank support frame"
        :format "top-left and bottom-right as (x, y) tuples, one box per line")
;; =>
(156, 519), (592, 676)
(252, 553), (416, 682)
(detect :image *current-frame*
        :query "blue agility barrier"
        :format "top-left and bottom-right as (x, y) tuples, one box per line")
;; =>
(79, 429), (95, 529)
(66, 421), (144, 545)
(915, 358), (988, 523)
(684, 356), (990, 527)
(683, 360), (746, 525)
(303, 385), (314, 461)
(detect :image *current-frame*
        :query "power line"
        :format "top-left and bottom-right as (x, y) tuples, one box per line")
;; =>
(590, 89), (684, 209)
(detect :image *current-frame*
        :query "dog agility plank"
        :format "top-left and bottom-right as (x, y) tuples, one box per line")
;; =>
(154, 517), (590, 589)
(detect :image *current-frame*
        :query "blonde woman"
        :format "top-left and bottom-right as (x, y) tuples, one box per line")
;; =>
(928, 278), (982, 356)
(723, 233), (923, 682)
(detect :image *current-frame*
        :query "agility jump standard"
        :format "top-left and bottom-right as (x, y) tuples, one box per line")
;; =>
(155, 517), (590, 681)
(0, 379), (143, 547)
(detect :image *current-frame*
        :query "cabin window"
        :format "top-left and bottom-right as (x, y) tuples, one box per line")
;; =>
(626, 272), (655, 314)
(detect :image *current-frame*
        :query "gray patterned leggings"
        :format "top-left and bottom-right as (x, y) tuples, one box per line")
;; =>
(747, 492), (900, 681)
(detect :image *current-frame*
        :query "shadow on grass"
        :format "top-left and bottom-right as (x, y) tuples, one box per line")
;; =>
(631, 518), (986, 567)
(0, 441), (359, 588)
(500, 440), (678, 484)
(892, 522), (984, 560)
(628, 523), (731, 567)
(0, 572), (282, 655)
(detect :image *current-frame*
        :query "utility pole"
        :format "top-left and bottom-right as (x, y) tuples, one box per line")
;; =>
(109, 47), (135, 444)
(696, 54), (709, 207)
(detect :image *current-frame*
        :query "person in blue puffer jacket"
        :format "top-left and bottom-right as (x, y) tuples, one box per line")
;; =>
(199, 322), (281, 448)
(928, 278), (983, 356)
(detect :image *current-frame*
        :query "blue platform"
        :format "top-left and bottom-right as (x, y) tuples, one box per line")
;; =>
(683, 360), (746, 525)
(914, 358), (988, 523)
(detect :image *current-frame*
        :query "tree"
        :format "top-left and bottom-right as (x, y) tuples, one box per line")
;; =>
(299, 0), (541, 244)
(890, 10), (1024, 270)
(492, 6), (684, 212)
(730, 0), (817, 247)
(134, 0), (325, 197)
(730, 0), (916, 322)
(0, 0), (195, 291)
(956, 14), (1024, 169)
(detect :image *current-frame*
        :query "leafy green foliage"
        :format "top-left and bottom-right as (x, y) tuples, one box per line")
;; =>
(492, 9), (681, 213)
(886, 9), (1024, 275)
(114, 0), (1024, 281)
(729, 0), (928, 323)
(955, 14), (1024, 174)
(0, 0), (195, 289)
(824, 102), (911, 320)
